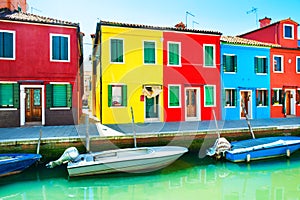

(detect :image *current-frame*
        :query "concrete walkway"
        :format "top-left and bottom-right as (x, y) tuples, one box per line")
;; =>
(0, 117), (299, 142)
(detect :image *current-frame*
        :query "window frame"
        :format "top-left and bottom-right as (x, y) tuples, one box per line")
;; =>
(167, 41), (181, 67)
(204, 85), (216, 107)
(110, 38), (124, 64)
(273, 55), (284, 73)
(168, 84), (181, 108)
(296, 56), (300, 73)
(224, 88), (236, 107)
(143, 40), (156, 65)
(272, 88), (283, 106)
(283, 24), (294, 39)
(256, 89), (268, 107)
(50, 33), (70, 62)
(204, 44), (216, 68)
(47, 82), (72, 110)
(108, 84), (127, 108)
(255, 56), (268, 74)
(0, 30), (16, 60)
(0, 82), (19, 110)
(223, 54), (237, 73)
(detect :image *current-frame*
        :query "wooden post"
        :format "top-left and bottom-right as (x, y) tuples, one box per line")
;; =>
(130, 106), (137, 148)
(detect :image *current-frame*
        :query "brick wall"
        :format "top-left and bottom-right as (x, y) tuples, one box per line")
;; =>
(0, 110), (20, 127)
(45, 109), (75, 126)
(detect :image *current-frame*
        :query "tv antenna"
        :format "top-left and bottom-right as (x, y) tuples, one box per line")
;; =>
(185, 11), (195, 28)
(246, 7), (258, 27)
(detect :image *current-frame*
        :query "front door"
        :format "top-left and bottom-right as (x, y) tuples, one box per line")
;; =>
(185, 88), (199, 120)
(240, 91), (252, 119)
(25, 88), (42, 122)
(286, 91), (291, 115)
(145, 95), (159, 120)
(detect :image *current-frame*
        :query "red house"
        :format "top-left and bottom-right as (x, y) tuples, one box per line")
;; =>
(0, 1), (84, 127)
(163, 26), (222, 122)
(240, 17), (300, 118)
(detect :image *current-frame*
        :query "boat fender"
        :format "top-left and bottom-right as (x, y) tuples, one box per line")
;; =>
(46, 147), (79, 168)
(286, 149), (290, 157)
(246, 154), (251, 162)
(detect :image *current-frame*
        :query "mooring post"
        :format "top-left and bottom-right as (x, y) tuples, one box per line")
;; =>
(85, 115), (90, 153)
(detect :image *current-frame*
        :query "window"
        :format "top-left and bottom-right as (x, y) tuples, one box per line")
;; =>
(225, 89), (236, 107)
(0, 30), (15, 59)
(144, 41), (156, 64)
(273, 55), (283, 72)
(296, 89), (300, 104)
(108, 84), (127, 107)
(296, 57), (300, 73)
(255, 56), (268, 74)
(256, 89), (268, 106)
(223, 54), (237, 73)
(204, 45), (215, 67)
(168, 42), (180, 66)
(110, 39), (124, 63)
(272, 89), (283, 105)
(204, 85), (216, 106)
(284, 24), (294, 39)
(0, 83), (19, 108)
(51, 34), (70, 62)
(46, 84), (72, 108)
(168, 85), (181, 107)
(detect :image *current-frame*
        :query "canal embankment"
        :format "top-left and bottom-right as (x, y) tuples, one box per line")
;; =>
(0, 117), (299, 162)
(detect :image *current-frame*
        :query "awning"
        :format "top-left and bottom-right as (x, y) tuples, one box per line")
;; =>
(142, 85), (162, 98)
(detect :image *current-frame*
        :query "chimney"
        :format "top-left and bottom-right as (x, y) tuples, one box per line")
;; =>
(259, 17), (272, 28)
(0, 0), (27, 12)
(175, 22), (186, 29)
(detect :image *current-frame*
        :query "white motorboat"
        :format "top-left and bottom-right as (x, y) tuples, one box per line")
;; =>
(46, 146), (188, 177)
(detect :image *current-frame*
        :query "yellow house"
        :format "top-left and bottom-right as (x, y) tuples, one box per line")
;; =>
(92, 21), (163, 124)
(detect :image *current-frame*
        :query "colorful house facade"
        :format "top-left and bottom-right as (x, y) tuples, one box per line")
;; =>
(240, 17), (300, 118)
(220, 36), (280, 120)
(92, 21), (163, 124)
(0, 6), (84, 127)
(163, 28), (222, 122)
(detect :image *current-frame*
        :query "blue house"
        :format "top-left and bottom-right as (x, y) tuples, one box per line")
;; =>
(220, 36), (280, 120)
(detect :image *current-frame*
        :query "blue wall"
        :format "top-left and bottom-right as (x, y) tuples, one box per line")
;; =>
(221, 43), (271, 120)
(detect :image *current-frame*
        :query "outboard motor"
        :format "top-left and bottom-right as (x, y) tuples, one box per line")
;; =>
(46, 147), (79, 168)
(207, 137), (231, 159)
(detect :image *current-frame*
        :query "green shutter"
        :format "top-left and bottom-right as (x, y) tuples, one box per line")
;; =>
(13, 83), (19, 108)
(46, 84), (53, 108)
(205, 86), (214, 106)
(265, 58), (268, 73)
(108, 85), (112, 107)
(234, 55), (237, 72)
(122, 85), (127, 107)
(117, 40), (123, 62)
(144, 41), (155, 64)
(4, 32), (13, 58)
(254, 57), (258, 73)
(169, 86), (179, 107)
(223, 55), (227, 72)
(205, 46), (214, 66)
(0, 84), (13, 107)
(61, 36), (68, 61)
(66, 84), (72, 107)
(53, 85), (67, 107)
(52, 36), (60, 60)
(169, 43), (179, 65)
(111, 39), (123, 63)
(0, 32), (3, 57)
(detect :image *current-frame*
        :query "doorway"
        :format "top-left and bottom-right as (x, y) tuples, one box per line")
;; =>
(285, 89), (296, 116)
(145, 95), (159, 121)
(240, 90), (252, 119)
(185, 88), (200, 121)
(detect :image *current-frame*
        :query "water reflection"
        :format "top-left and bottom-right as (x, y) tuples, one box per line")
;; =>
(1, 152), (300, 200)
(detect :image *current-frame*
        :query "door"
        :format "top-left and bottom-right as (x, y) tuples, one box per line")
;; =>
(240, 91), (252, 119)
(185, 88), (199, 120)
(25, 88), (42, 122)
(285, 91), (291, 115)
(145, 95), (159, 120)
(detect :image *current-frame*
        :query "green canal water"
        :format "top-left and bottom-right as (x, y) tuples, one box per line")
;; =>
(1, 152), (300, 200)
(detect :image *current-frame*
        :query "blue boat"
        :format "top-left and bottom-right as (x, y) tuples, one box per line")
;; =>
(225, 136), (300, 162)
(0, 153), (42, 177)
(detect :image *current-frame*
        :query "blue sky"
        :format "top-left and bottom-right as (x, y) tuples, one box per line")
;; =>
(27, 0), (300, 61)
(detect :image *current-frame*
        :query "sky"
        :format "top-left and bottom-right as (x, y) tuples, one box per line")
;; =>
(26, 0), (300, 67)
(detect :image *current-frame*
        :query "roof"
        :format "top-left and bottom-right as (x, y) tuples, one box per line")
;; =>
(221, 35), (281, 47)
(99, 20), (222, 35)
(239, 18), (299, 37)
(0, 8), (79, 27)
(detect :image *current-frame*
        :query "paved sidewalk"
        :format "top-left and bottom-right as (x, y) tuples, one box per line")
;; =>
(0, 117), (299, 142)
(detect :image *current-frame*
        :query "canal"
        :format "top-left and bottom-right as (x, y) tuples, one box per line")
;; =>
(1, 151), (300, 200)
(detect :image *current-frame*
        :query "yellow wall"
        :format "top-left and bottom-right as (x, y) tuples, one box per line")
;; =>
(98, 25), (163, 124)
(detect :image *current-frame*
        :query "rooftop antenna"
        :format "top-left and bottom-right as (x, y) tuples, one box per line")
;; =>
(246, 7), (258, 28)
(192, 20), (199, 29)
(185, 11), (195, 28)
(30, 7), (42, 14)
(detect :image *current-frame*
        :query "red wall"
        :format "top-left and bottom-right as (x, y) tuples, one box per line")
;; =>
(163, 32), (221, 122)
(270, 48), (300, 118)
(241, 25), (277, 44)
